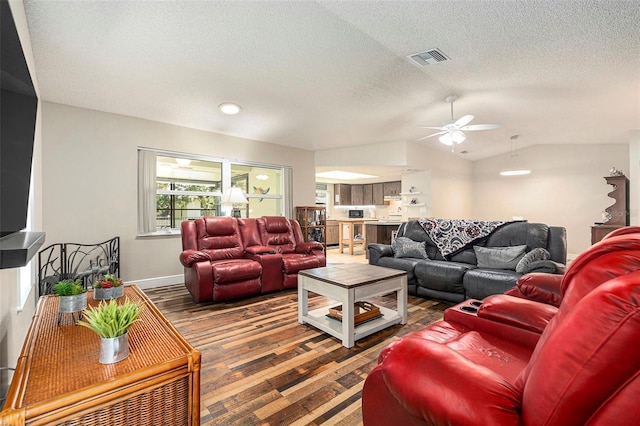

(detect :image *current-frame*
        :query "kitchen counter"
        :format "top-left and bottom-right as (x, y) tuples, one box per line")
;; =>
(365, 222), (403, 246)
(365, 220), (403, 226)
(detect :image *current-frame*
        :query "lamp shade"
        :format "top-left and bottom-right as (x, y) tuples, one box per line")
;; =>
(221, 187), (248, 204)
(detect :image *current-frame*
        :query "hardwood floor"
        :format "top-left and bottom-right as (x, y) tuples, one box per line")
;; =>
(145, 254), (451, 425)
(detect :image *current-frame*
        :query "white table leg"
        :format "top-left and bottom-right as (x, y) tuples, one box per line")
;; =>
(342, 288), (355, 348)
(398, 275), (408, 324)
(298, 277), (308, 324)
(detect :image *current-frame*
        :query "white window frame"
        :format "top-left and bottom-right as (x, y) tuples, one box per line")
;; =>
(137, 147), (292, 236)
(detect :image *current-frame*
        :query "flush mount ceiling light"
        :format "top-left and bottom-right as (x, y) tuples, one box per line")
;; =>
(218, 102), (242, 115)
(175, 158), (191, 166)
(500, 135), (531, 176)
(255, 174), (269, 180)
(315, 170), (379, 180)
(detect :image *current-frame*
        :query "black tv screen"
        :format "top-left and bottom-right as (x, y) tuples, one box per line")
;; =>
(1, 0), (38, 238)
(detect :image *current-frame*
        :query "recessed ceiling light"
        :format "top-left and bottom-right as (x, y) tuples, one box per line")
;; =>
(315, 170), (379, 180)
(218, 102), (242, 115)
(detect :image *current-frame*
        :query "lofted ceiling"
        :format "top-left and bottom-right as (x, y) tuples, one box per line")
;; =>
(22, 0), (640, 169)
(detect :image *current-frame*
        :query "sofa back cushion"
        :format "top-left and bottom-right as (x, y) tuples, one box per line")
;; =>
(485, 222), (549, 251)
(195, 216), (245, 260)
(257, 216), (297, 254)
(238, 218), (262, 247)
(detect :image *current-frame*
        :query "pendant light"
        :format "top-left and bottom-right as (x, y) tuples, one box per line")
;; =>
(500, 135), (531, 176)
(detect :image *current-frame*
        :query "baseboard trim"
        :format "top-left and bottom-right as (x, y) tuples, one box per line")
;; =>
(128, 275), (183, 290)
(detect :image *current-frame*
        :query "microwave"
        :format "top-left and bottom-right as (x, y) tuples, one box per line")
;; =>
(348, 209), (364, 218)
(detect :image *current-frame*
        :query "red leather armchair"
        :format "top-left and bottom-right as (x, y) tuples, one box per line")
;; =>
(468, 231), (640, 336)
(257, 216), (326, 288)
(362, 270), (640, 425)
(180, 216), (263, 302)
(505, 225), (640, 306)
(180, 216), (326, 302)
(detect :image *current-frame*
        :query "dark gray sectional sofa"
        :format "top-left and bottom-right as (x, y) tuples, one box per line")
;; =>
(368, 220), (567, 302)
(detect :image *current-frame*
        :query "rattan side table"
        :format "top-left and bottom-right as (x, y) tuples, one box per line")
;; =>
(0, 285), (200, 426)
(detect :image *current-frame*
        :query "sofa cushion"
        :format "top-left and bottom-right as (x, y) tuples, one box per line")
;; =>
(474, 245), (527, 270)
(516, 248), (551, 273)
(414, 260), (475, 295)
(392, 237), (428, 259)
(463, 268), (522, 300)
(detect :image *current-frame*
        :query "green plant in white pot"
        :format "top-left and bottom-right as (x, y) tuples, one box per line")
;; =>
(77, 298), (142, 364)
(53, 278), (88, 325)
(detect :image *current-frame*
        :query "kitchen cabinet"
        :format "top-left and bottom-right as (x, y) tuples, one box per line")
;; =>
(326, 220), (339, 245)
(372, 183), (384, 205)
(366, 222), (401, 246)
(383, 181), (401, 197)
(296, 206), (326, 249)
(334, 184), (351, 206)
(351, 184), (363, 205)
(363, 184), (373, 205)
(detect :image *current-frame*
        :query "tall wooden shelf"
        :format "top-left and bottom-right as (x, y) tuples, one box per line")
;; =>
(591, 175), (630, 244)
(296, 206), (327, 249)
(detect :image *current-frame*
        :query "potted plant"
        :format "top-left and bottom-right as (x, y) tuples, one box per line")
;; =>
(53, 278), (88, 324)
(77, 298), (143, 364)
(93, 274), (125, 300)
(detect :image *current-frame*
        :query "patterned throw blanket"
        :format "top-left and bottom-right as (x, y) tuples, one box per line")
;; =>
(417, 218), (514, 258)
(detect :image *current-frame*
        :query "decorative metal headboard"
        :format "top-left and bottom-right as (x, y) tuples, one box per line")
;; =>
(37, 237), (120, 297)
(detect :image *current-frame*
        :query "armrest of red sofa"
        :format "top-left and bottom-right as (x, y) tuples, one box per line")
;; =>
(179, 249), (212, 267)
(478, 294), (558, 334)
(378, 338), (521, 425)
(509, 272), (563, 307)
(296, 241), (323, 254)
(245, 245), (276, 255)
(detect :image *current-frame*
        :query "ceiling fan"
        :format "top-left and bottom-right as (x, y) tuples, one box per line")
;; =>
(417, 95), (501, 146)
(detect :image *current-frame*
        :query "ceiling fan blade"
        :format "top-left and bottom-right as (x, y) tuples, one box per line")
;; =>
(454, 114), (474, 127)
(417, 131), (446, 141)
(416, 125), (445, 130)
(461, 123), (502, 131)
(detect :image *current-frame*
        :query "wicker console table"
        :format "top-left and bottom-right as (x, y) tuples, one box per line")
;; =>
(0, 285), (200, 426)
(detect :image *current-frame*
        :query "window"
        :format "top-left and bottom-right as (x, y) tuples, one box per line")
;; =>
(138, 148), (291, 235)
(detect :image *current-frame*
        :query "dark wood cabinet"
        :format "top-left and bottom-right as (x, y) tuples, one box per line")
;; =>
(363, 184), (373, 205)
(372, 183), (384, 205)
(296, 206), (327, 249)
(334, 184), (351, 206)
(351, 184), (363, 205)
(590, 175), (630, 244)
(383, 181), (401, 197)
(365, 223), (401, 246)
(326, 220), (339, 245)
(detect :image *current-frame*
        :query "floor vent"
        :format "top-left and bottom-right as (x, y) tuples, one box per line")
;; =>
(407, 49), (449, 67)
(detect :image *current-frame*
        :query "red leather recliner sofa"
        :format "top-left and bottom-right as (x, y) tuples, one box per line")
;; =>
(180, 216), (325, 303)
(362, 239), (640, 425)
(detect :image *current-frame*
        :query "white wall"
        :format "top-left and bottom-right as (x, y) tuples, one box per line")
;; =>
(472, 143), (629, 256)
(40, 102), (316, 285)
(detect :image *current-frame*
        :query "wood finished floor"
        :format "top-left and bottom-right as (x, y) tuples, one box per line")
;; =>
(144, 251), (452, 425)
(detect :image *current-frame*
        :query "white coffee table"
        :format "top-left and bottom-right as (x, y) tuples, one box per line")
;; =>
(298, 263), (408, 348)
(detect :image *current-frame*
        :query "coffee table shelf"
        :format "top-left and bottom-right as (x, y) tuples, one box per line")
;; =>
(298, 264), (407, 348)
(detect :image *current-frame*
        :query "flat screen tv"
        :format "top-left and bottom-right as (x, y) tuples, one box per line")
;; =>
(1, 0), (38, 238)
(0, 0), (44, 269)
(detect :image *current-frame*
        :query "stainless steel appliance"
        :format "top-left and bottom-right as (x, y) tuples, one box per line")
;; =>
(348, 209), (364, 218)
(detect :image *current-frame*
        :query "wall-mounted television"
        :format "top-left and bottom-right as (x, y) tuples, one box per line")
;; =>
(0, 0), (45, 268)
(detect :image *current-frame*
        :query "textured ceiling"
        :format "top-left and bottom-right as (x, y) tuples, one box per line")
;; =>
(23, 0), (640, 164)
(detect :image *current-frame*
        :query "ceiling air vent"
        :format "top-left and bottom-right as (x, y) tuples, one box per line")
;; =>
(407, 49), (449, 67)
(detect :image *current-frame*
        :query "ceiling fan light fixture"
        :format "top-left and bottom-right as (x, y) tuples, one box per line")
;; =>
(439, 130), (466, 145)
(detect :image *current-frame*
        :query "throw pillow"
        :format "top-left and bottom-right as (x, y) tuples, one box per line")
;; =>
(392, 237), (428, 259)
(473, 245), (527, 270)
(522, 259), (558, 274)
(515, 247), (551, 273)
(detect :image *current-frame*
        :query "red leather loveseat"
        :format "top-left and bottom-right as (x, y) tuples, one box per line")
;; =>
(362, 239), (640, 425)
(180, 216), (325, 303)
